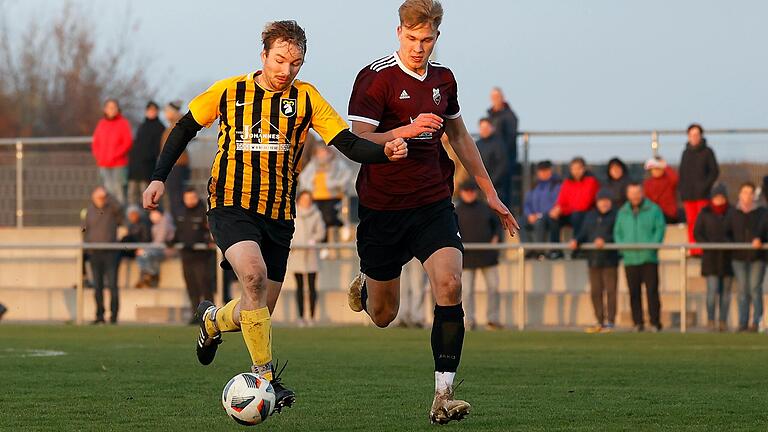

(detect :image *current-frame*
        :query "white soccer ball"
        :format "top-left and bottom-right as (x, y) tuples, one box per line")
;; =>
(222, 373), (276, 426)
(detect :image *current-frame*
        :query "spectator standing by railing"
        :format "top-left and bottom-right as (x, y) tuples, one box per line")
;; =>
(83, 186), (123, 324)
(160, 101), (189, 218)
(522, 160), (561, 259)
(603, 157), (631, 210)
(486, 87), (518, 201)
(456, 181), (502, 330)
(614, 183), (666, 332)
(91, 99), (132, 205)
(727, 182), (767, 332)
(286, 191), (326, 327)
(693, 184), (734, 332)
(476, 118), (509, 207)
(175, 188), (214, 323)
(549, 157), (599, 244)
(643, 157), (680, 223)
(679, 124), (719, 255)
(127, 101), (164, 207)
(136, 208), (175, 288)
(570, 189), (619, 333)
(298, 145), (352, 244)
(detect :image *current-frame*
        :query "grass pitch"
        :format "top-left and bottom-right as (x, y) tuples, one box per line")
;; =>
(1, 325), (767, 431)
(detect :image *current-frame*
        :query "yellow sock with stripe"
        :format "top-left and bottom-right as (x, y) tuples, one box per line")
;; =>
(204, 298), (241, 335)
(240, 306), (274, 381)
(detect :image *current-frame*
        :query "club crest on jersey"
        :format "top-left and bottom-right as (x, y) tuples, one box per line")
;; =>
(432, 88), (441, 105)
(280, 98), (296, 117)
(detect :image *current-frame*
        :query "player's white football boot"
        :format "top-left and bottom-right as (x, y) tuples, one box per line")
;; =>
(347, 273), (366, 312)
(429, 385), (471, 425)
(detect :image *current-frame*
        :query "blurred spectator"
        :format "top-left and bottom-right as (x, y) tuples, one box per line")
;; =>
(603, 157), (631, 209)
(0, 303), (7, 322)
(127, 101), (164, 206)
(570, 189), (619, 333)
(522, 160), (562, 259)
(549, 157), (599, 243)
(487, 87), (518, 198)
(476, 118), (509, 206)
(614, 183), (666, 332)
(643, 157), (680, 223)
(693, 184), (733, 332)
(91, 99), (132, 204)
(298, 145), (352, 242)
(286, 191), (326, 326)
(727, 182), (767, 332)
(161, 101), (190, 218)
(175, 188), (214, 322)
(456, 181), (502, 330)
(120, 205), (151, 258)
(83, 186), (123, 324)
(136, 208), (175, 288)
(679, 124), (719, 255)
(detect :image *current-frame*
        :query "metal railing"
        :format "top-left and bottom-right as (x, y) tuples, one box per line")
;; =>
(1, 241), (765, 331)
(3, 127), (767, 227)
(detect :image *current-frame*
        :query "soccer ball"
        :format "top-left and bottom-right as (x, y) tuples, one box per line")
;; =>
(222, 373), (276, 426)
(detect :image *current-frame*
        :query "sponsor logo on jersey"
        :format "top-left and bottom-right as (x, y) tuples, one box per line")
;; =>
(432, 88), (441, 105)
(236, 121), (291, 150)
(399, 90), (410, 100)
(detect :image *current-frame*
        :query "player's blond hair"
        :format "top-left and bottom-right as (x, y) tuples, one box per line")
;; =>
(262, 20), (307, 54)
(398, 0), (443, 30)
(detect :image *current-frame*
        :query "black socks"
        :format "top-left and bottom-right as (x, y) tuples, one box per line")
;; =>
(431, 303), (465, 372)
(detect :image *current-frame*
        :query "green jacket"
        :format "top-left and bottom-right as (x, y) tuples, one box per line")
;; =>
(613, 199), (666, 265)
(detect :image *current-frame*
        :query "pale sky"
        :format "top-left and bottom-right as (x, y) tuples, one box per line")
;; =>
(4, 0), (767, 162)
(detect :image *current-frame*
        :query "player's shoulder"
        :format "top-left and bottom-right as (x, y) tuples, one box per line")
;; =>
(356, 54), (398, 79)
(292, 79), (325, 100)
(428, 60), (456, 80)
(207, 73), (250, 93)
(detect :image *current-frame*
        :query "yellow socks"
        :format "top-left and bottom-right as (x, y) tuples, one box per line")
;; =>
(240, 306), (273, 381)
(204, 298), (241, 335)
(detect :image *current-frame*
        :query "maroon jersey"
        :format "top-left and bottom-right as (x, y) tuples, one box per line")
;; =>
(348, 53), (461, 211)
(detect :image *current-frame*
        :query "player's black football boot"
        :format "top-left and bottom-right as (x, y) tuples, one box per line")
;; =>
(255, 360), (296, 414)
(194, 300), (222, 365)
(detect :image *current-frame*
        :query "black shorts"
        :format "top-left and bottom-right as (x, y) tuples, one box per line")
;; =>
(356, 198), (464, 281)
(207, 206), (295, 283)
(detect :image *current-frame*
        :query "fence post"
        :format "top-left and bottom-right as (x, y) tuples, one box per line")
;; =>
(15, 140), (23, 228)
(517, 245), (526, 330)
(76, 243), (84, 325)
(651, 130), (659, 158)
(679, 246), (687, 333)
(521, 133), (530, 207)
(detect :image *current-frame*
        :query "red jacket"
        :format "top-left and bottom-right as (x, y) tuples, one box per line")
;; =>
(556, 174), (599, 215)
(643, 167), (679, 219)
(92, 114), (132, 168)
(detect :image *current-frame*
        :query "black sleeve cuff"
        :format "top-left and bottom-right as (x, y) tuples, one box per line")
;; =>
(329, 129), (389, 164)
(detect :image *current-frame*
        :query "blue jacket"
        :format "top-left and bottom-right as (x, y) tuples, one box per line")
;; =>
(524, 175), (561, 218)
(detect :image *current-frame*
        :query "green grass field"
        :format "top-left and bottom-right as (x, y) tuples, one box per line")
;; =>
(1, 325), (767, 431)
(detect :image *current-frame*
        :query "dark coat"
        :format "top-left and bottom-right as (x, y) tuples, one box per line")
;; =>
(486, 103), (518, 163)
(129, 117), (165, 181)
(476, 133), (509, 190)
(726, 206), (768, 262)
(693, 205), (734, 276)
(678, 139), (719, 201)
(456, 200), (500, 269)
(524, 175), (561, 218)
(603, 176), (631, 210)
(575, 208), (619, 268)
(83, 197), (123, 245)
(174, 201), (210, 249)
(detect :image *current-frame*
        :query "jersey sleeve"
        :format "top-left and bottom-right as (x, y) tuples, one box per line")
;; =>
(307, 85), (349, 145)
(445, 70), (461, 120)
(347, 68), (387, 127)
(187, 78), (231, 128)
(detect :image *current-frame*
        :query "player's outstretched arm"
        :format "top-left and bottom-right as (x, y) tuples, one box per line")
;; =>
(444, 116), (520, 237)
(350, 114), (443, 145)
(329, 129), (407, 164)
(143, 112), (203, 210)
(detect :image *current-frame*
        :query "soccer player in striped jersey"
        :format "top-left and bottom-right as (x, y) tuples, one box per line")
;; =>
(143, 20), (407, 415)
(345, 0), (519, 424)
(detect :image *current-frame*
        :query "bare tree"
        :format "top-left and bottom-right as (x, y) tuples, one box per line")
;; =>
(0, 2), (156, 137)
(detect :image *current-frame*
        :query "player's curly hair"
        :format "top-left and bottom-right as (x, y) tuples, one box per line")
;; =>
(262, 20), (307, 54)
(399, 0), (443, 30)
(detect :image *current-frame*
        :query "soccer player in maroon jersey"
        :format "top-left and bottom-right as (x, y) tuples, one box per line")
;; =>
(345, 0), (519, 424)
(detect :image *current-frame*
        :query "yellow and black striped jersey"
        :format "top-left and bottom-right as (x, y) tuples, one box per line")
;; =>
(188, 71), (348, 220)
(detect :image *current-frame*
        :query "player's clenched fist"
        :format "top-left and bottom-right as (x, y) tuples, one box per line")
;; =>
(143, 180), (165, 210)
(384, 138), (408, 161)
(401, 113), (443, 139)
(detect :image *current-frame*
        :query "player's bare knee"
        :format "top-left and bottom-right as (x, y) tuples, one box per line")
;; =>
(437, 273), (462, 303)
(240, 270), (267, 296)
(370, 304), (398, 328)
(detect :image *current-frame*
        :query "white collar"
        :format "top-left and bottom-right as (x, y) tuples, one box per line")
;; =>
(393, 51), (428, 82)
